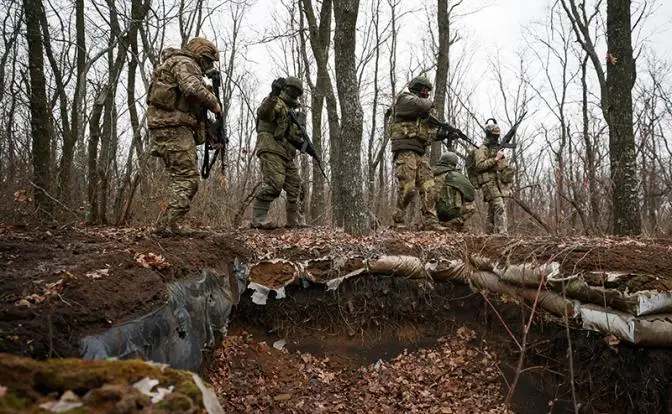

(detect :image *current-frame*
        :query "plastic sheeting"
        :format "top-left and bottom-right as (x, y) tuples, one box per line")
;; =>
(580, 304), (672, 346)
(80, 266), (246, 371)
(242, 253), (672, 347)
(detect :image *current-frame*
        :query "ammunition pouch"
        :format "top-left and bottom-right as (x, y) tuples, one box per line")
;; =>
(147, 80), (178, 111)
(499, 166), (515, 184)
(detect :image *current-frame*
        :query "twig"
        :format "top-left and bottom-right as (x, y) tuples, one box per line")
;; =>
(29, 180), (83, 220)
(233, 182), (261, 227)
(561, 279), (580, 413)
(481, 292), (522, 351)
(505, 276), (545, 404)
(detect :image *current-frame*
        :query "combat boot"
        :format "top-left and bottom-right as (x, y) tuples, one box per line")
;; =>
(286, 203), (308, 228)
(251, 200), (276, 229)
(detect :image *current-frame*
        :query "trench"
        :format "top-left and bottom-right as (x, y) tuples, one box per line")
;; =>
(82, 253), (672, 413)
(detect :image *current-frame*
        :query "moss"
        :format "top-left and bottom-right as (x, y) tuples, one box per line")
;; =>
(0, 392), (31, 411)
(157, 392), (195, 411)
(176, 379), (202, 401)
(0, 353), (213, 413)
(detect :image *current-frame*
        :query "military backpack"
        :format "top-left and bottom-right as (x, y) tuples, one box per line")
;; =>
(464, 149), (480, 189)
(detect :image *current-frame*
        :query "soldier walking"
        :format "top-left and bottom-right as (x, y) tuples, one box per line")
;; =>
(251, 77), (308, 229)
(147, 37), (222, 236)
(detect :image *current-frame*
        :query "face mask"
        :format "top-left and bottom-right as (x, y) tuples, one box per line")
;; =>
(284, 87), (302, 101)
(199, 58), (215, 74)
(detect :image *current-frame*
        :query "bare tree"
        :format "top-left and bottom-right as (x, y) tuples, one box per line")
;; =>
(332, 0), (370, 234)
(560, 0), (641, 235)
(430, 0), (462, 164)
(23, 0), (53, 214)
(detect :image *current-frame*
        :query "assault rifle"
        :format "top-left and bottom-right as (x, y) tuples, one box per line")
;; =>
(426, 115), (478, 148)
(201, 68), (228, 179)
(288, 110), (328, 179)
(485, 110), (527, 150)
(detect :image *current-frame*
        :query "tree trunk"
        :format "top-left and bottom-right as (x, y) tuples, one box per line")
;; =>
(606, 0), (640, 235)
(333, 0), (369, 235)
(301, 0), (341, 226)
(23, 0), (53, 214)
(581, 54), (600, 234)
(431, 0), (451, 164)
(87, 87), (106, 224)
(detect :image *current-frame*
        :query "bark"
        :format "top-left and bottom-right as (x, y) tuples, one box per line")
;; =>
(87, 88), (106, 224)
(333, 0), (370, 235)
(606, 0), (640, 235)
(581, 54), (600, 234)
(23, 0), (53, 213)
(301, 0), (341, 225)
(430, 0), (451, 164)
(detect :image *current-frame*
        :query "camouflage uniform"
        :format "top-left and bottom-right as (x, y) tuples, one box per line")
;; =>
(252, 78), (307, 228)
(472, 145), (514, 234)
(433, 152), (475, 230)
(147, 41), (219, 233)
(389, 89), (441, 229)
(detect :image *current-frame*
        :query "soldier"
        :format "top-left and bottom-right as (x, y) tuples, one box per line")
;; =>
(147, 37), (222, 236)
(471, 123), (515, 234)
(389, 76), (458, 231)
(433, 152), (475, 231)
(251, 76), (308, 229)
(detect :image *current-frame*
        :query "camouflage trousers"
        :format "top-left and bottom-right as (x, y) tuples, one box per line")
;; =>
(392, 150), (438, 225)
(439, 202), (476, 226)
(481, 180), (508, 234)
(149, 126), (199, 229)
(255, 152), (303, 209)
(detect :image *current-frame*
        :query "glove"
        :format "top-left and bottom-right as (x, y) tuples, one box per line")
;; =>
(271, 77), (286, 96)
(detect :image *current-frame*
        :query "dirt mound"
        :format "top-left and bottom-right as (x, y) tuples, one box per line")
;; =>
(0, 225), (249, 358)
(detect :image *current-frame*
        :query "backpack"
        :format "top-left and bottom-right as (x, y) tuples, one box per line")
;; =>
(465, 149), (480, 189)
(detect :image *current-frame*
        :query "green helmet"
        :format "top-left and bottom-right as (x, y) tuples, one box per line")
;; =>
(284, 76), (304, 95)
(438, 151), (459, 168)
(409, 76), (433, 95)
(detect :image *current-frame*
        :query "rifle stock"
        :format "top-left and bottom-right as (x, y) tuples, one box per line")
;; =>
(288, 110), (328, 179)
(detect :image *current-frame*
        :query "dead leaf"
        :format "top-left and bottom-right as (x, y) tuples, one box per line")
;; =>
(134, 252), (171, 269)
(607, 52), (618, 65)
(13, 189), (32, 203)
(85, 268), (110, 280)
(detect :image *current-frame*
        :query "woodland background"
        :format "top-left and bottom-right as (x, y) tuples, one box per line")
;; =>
(2, 0), (671, 236)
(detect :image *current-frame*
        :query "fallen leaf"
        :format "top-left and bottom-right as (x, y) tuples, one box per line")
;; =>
(85, 268), (110, 279)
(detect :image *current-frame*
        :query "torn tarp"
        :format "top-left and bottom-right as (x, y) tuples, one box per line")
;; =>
(80, 266), (246, 371)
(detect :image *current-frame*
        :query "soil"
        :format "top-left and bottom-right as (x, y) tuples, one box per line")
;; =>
(2, 224), (672, 413)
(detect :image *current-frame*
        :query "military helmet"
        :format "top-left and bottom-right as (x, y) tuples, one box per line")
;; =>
(186, 37), (219, 61)
(438, 151), (459, 167)
(484, 123), (501, 137)
(284, 76), (304, 95)
(409, 76), (433, 93)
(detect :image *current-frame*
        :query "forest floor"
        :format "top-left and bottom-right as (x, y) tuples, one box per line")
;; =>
(1, 223), (672, 412)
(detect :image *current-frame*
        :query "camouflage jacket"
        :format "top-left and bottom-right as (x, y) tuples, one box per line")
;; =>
(255, 95), (305, 160)
(146, 48), (218, 130)
(389, 91), (437, 155)
(472, 145), (514, 189)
